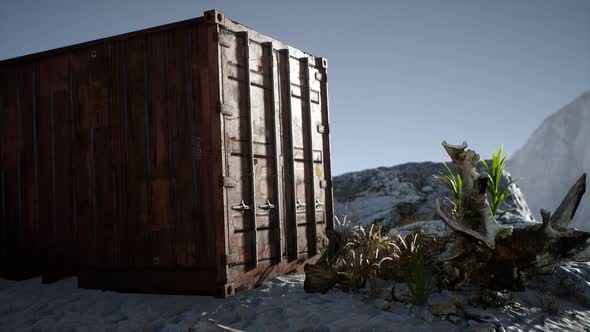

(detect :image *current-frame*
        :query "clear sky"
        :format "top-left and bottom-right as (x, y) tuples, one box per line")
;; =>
(2, 0), (589, 175)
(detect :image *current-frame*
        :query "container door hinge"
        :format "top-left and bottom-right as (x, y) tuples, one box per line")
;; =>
(220, 176), (237, 188)
(317, 125), (328, 134)
(315, 72), (324, 82)
(217, 101), (234, 116)
(319, 179), (328, 188)
(218, 282), (235, 298)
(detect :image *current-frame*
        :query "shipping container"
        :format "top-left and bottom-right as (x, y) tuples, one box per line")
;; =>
(0, 9), (334, 296)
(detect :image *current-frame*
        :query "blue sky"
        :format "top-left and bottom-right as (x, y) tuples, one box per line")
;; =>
(2, 0), (589, 175)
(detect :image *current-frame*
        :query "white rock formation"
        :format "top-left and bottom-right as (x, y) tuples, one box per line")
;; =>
(507, 90), (590, 230)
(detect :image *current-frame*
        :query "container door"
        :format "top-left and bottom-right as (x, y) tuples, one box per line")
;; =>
(280, 53), (327, 257)
(219, 29), (284, 266)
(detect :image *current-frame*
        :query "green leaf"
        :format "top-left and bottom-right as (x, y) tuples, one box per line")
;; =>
(483, 144), (516, 219)
(481, 159), (489, 171)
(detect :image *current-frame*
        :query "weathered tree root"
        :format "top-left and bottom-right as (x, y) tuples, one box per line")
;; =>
(436, 142), (589, 290)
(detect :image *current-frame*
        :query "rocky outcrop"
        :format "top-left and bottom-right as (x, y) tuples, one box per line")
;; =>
(334, 161), (533, 227)
(529, 262), (590, 307)
(507, 90), (590, 230)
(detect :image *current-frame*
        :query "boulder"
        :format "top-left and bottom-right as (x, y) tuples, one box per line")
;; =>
(334, 162), (533, 228)
(507, 90), (590, 231)
(529, 261), (590, 307)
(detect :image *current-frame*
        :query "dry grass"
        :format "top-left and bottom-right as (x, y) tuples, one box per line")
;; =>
(319, 217), (399, 291)
(316, 217), (437, 299)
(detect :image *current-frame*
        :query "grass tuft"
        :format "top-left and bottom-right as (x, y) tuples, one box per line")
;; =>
(395, 232), (436, 304)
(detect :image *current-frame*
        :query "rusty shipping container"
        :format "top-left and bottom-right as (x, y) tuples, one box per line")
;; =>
(0, 9), (334, 296)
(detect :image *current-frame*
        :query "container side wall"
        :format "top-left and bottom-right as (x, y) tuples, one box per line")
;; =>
(17, 64), (42, 276)
(108, 41), (130, 270)
(168, 28), (198, 269)
(70, 47), (97, 271)
(193, 22), (222, 271)
(46, 54), (74, 280)
(0, 66), (25, 276)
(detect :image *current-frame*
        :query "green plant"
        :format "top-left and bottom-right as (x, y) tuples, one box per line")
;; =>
(481, 145), (517, 218)
(371, 217), (392, 235)
(396, 232), (435, 305)
(433, 162), (462, 214)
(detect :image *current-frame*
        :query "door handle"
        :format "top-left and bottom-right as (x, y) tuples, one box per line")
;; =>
(296, 199), (306, 209)
(259, 199), (275, 210)
(231, 200), (251, 213)
(315, 199), (324, 209)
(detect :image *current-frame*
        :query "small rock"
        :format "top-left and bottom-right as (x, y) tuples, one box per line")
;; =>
(479, 289), (513, 308)
(393, 283), (413, 303)
(421, 186), (434, 193)
(467, 322), (496, 332)
(419, 306), (434, 323)
(384, 301), (408, 313)
(373, 299), (389, 311)
(464, 306), (501, 325)
(427, 291), (465, 316)
(448, 315), (462, 324)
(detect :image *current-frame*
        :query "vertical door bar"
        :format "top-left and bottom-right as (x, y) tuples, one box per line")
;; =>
(316, 57), (334, 230)
(263, 42), (282, 261)
(239, 31), (257, 266)
(280, 49), (298, 258)
(303, 57), (317, 255)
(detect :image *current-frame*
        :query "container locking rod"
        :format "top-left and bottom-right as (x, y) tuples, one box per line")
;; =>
(259, 199), (276, 210)
(231, 200), (251, 213)
(296, 199), (306, 209)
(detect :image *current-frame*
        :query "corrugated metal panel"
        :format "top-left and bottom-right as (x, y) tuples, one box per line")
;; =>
(0, 9), (332, 296)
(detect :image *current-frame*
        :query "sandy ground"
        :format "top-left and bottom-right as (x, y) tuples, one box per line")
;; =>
(1, 274), (589, 332)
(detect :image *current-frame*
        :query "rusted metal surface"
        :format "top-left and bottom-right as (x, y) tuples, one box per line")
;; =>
(0, 9), (332, 296)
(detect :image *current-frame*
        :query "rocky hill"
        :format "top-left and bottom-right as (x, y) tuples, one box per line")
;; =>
(334, 161), (533, 227)
(507, 90), (590, 230)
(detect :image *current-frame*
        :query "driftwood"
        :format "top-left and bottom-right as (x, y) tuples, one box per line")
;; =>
(435, 141), (589, 290)
(304, 141), (590, 293)
(436, 141), (514, 249)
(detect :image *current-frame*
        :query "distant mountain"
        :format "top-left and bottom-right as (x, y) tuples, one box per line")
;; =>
(507, 90), (590, 230)
(333, 161), (533, 227)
